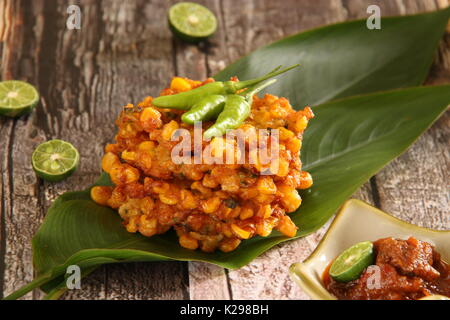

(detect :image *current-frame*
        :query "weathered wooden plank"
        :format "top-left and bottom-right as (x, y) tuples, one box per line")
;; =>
(1, 0), (189, 300)
(375, 0), (450, 231)
(0, 0), (12, 300)
(0, 0), (45, 300)
(0, 0), (107, 300)
(0, 118), (14, 300)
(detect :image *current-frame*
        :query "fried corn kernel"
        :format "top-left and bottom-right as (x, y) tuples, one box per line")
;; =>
(107, 188), (126, 209)
(138, 216), (158, 237)
(202, 174), (218, 188)
(221, 224), (233, 238)
(121, 150), (137, 161)
(140, 197), (155, 213)
(159, 193), (178, 205)
(105, 143), (119, 153)
(256, 220), (274, 237)
(276, 215), (298, 237)
(201, 197), (222, 214)
(256, 193), (276, 205)
(125, 216), (140, 233)
(279, 185), (302, 213)
(179, 234), (199, 250)
(161, 120), (179, 141)
(239, 207), (254, 220)
(180, 189), (198, 210)
(256, 176), (277, 195)
(258, 204), (272, 219)
(137, 151), (152, 170)
(137, 96), (153, 108)
(123, 165), (140, 184)
(110, 164), (140, 185)
(229, 206), (241, 219)
(231, 224), (251, 239)
(290, 115), (308, 133)
(90, 186), (113, 206)
(119, 199), (143, 219)
(274, 159), (290, 177)
(138, 141), (156, 151)
(287, 137), (302, 154)
(140, 107), (162, 131)
(219, 238), (241, 253)
(183, 167), (204, 181)
(153, 182), (170, 194)
(119, 123), (138, 139)
(299, 171), (313, 189)
(302, 106), (314, 119)
(279, 127), (295, 140)
(201, 239), (221, 253)
(170, 77), (192, 92)
(94, 78), (314, 252)
(191, 181), (212, 196)
(102, 152), (120, 173)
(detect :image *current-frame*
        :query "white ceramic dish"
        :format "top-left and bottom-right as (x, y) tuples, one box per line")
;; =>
(289, 199), (450, 300)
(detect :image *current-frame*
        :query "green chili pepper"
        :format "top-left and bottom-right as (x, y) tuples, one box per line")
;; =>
(151, 82), (226, 110)
(223, 65), (295, 95)
(181, 94), (226, 125)
(203, 79), (277, 139)
(152, 65), (298, 110)
(181, 68), (284, 125)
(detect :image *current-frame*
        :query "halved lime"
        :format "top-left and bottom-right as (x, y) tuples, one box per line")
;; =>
(329, 241), (374, 282)
(32, 140), (80, 182)
(0, 80), (39, 118)
(168, 2), (217, 43)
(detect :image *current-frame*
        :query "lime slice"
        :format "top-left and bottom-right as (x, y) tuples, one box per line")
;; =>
(0, 80), (39, 118)
(168, 2), (217, 43)
(32, 139), (80, 182)
(329, 241), (374, 282)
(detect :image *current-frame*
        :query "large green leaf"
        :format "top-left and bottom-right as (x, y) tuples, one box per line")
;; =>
(215, 7), (450, 105)
(5, 9), (450, 299)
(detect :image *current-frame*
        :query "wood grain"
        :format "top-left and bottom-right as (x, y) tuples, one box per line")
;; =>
(1, 0), (189, 300)
(0, 0), (448, 300)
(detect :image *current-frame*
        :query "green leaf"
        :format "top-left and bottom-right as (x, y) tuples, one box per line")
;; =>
(5, 9), (450, 299)
(215, 7), (450, 105)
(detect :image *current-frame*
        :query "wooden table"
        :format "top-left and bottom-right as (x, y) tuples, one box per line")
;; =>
(1, 0), (449, 300)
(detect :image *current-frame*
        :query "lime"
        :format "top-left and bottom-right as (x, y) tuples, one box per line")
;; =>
(168, 2), (217, 43)
(0, 80), (39, 118)
(329, 241), (374, 283)
(32, 139), (80, 182)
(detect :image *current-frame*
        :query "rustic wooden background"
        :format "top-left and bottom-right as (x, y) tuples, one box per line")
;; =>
(0, 0), (449, 300)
